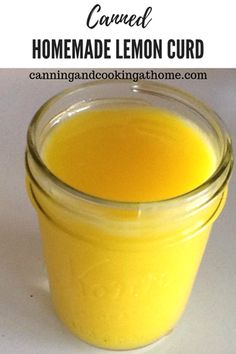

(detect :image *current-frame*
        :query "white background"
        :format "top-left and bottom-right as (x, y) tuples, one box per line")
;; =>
(0, 0), (235, 67)
(0, 69), (235, 354)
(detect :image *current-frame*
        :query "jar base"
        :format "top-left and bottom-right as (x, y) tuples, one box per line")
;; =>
(68, 325), (174, 351)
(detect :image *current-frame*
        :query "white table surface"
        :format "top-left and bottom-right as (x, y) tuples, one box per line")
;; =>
(0, 69), (235, 354)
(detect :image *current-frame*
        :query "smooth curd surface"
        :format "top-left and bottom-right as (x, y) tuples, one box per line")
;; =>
(34, 105), (221, 350)
(42, 106), (216, 202)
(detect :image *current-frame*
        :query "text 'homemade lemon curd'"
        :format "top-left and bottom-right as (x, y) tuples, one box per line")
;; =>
(26, 82), (233, 350)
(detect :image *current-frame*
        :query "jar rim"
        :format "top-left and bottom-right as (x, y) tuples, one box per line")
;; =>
(26, 80), (233, 210)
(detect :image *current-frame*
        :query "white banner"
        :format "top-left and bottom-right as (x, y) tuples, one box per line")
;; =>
(0, 0), (235, 68)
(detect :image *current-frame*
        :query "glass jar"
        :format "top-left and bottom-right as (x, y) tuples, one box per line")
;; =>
(25, 81), (233, 350)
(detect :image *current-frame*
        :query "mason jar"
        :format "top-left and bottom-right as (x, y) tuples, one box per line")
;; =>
(25, 81), (233, 350)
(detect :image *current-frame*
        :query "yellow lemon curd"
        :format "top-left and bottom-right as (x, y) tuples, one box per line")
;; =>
(43, 107), (216, 202)
(35, 106), (221, 349)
